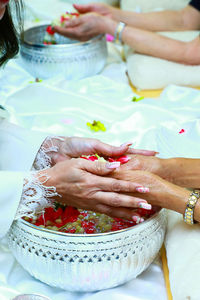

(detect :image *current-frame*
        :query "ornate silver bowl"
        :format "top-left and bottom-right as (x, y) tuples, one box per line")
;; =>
(12, 295), (50, 300)
(8, 209), (166, 292)
(20, 25), (107, 80)
(62, 0), (119, 5)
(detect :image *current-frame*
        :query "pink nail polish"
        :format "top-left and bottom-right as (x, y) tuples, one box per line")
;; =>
(106, 161), (121, 169)
(120, 142), (133, 147)
(136, 186), (149, 193)
(139, 203), (152, 210)
(139, 218), (145, 223)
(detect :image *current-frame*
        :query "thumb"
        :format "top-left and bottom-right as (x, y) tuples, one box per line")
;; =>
(80, 159), (121, 176)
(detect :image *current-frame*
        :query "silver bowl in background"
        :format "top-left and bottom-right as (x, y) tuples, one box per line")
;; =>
(12, 295), (50, 300)
(8, 209), (166, 292)
(61, 0), (119, 5)
(20, 25), (108, 80)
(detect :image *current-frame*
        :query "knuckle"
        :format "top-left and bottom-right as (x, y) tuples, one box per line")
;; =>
(124, 181), (132, 193)
(95, 161), (104, 173)
(111, 194), (122, 207)
(111, 180), (122, 192)
(101, 205), (112, 216)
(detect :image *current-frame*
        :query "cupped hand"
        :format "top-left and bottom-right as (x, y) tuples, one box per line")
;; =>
(53, 13), (107, 41)
(73, 3), (115, 18)
(51, 137), (158, 164)
(41, 158), (150, 220)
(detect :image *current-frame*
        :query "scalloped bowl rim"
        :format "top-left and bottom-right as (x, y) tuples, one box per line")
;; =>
(18, 208), (164, 238)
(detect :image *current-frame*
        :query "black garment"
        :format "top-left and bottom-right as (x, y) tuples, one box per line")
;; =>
(189, 0), (200, 11)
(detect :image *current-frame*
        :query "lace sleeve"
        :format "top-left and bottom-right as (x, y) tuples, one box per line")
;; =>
(15, 136), (65, 219)
(33, 136), (65, 170)
(15, 172), (59, 220)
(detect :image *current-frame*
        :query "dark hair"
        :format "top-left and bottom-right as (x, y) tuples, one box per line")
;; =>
(0, 0), (24, 66)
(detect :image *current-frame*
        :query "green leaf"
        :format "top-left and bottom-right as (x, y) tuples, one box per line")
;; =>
(132, 96), (144, 102)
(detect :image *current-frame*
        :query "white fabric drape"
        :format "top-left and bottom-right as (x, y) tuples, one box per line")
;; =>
(0, 118), (47, 238)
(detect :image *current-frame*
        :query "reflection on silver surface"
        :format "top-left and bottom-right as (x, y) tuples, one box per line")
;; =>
(61, 0), (119, 5)
(12, 294), (50, 300)
(8, 210), (166, 292)
(20, 25), (107, 80)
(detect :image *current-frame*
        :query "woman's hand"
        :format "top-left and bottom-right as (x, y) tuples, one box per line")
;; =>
(119, 154), (165, 177)
(73, 3), (116, 19)
(43, 136), (158, 165)
(112, 168), (190, 215)
(120, 155), (200, 189)
(40, 158), (150, 220)
(53, 13), (117, 41)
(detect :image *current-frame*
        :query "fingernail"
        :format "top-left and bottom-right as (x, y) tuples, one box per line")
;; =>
(106, 161), (121, 169)
(136, 186), (149, 193)
(132, 216), (143, 224)
(139, 218), (145, 223)
(120, 142), (133, 147)
(138, 202), (152, 210)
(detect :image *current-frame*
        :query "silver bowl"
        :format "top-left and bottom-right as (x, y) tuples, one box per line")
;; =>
(12, 295), (50, 300)
(8, 209), (166, 292)
(61, 0), (119, 5)
(20, 25), (107, 80)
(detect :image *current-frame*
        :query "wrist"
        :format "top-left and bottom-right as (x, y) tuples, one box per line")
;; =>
(100, 17), (118, 35)
(110, 7), (121, 21)
(37, 168), (55, 187)
(164, 182), (190, 214)
(159, 158), (178, 183)
(163, 158), (200, 188)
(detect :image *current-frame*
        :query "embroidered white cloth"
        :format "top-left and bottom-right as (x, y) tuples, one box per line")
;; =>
(0, 119), (48, 238)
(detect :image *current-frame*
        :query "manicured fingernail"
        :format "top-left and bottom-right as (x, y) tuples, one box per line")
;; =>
(139, 218), (145, 223)
(120, 142), (133, 147)
(136, 186), (149, 193)
(138, 202), (152, 210)
(106, 161), (121, 169)
(132, 216), (140, 224)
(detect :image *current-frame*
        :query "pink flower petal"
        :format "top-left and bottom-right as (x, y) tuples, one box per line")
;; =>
(106, 34), (114, 42)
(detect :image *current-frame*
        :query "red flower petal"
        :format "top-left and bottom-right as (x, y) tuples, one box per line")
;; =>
(179, 129), (185, 134)
(46, 25), (55, 35)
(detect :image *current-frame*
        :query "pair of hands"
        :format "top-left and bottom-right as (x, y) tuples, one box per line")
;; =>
(53, 3), (117, 42)
(39, 137), (157, 220)
(112, 154), (192, 216)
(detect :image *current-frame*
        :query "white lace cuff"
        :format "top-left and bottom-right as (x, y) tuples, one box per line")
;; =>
(16, 136), (65, 219)
(33, 136), (64, 170)
(15, 172), (59, 219)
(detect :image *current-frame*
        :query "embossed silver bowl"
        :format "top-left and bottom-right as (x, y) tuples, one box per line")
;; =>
(62, 0), (119, 5)
(8, 209), (166, 292)
(20, 25), (107, 79)
(12, 295), (50, 300)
